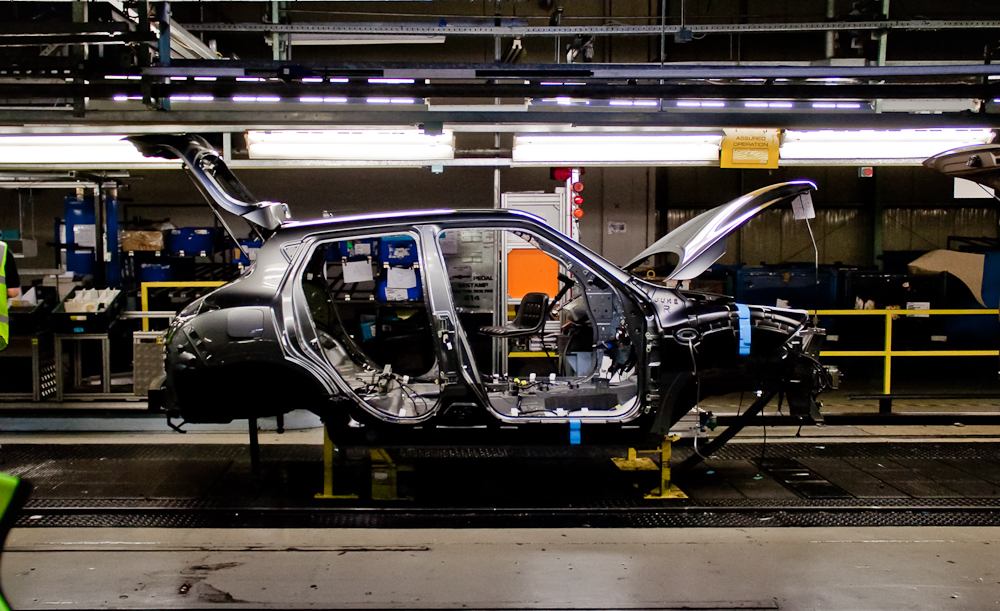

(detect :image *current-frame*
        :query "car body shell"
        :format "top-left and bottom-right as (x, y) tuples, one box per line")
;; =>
(134, 135), (831, 445)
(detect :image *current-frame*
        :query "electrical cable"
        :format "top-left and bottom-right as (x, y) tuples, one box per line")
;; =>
(692, 426), (707, 460)
(687, 338), (701, 408)
(759, 419), (768, 466)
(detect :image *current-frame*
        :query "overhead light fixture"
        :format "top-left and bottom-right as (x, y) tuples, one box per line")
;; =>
(880, 99), (981, 113)
(780, 128), (995, 160)
(245, 129), (456, 161)
(512, 134), (722, 164)
(0, 135), (169, 165)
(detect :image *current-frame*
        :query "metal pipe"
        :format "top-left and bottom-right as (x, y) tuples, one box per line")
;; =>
(875, 0), (890, 113)
(825, 0), (835, 59)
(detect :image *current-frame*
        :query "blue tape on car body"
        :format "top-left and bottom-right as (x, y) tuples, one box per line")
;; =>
(736, 303), (752, 356)
(569, 419), (581, 445)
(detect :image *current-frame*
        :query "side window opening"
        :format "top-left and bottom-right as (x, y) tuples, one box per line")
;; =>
(440, 228), (640, 421)
(301, 233), (440, 419)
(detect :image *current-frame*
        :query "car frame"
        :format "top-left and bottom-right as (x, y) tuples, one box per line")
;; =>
(133, 135), (832, 446)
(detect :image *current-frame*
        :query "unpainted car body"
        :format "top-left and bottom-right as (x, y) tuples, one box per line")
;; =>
(133, 135), (832, 445)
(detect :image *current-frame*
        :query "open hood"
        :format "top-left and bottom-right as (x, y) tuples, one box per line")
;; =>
(126, 134), (290, 235)
(624, 181), (818, 279)
(923, 143), (1000, 192)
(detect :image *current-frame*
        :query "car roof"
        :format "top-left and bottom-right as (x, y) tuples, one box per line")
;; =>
(279, 208), (548, 233)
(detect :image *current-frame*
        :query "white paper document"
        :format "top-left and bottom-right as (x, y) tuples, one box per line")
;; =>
(342, 260), (374, 283)
(387, 266), (417, 289)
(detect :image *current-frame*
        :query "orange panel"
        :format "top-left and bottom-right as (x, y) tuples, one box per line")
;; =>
(507, 249), (559, 300)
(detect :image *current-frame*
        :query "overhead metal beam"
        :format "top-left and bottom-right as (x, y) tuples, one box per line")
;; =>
(6, 59), (999, 81)
(145, 60), (1000, 80)
(0, 108), (996, 129)
(0, 33), (155, 47)
(4, 82), (996, 100)
(181, 19), (1000, 36)
(168, 19), (218, 60)
(0, 23), (137, 35)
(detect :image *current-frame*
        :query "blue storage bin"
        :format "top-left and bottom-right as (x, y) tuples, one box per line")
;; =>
(379, 236), (418, 265)
(170, 228), (216, 256)
(376, 268), (423, 302)
(338, 238), (379, 259)
(235, 240), (263, 265)
(140, 263), (173, 282)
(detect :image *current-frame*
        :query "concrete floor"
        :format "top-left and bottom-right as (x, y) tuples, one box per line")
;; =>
(1, 394), (999, 610)
(4, 527), (999, 610)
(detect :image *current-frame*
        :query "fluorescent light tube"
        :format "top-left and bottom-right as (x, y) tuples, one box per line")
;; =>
(780, 128), (995, 160)
(245, 129), (455, 161)
(0, 135), (167, 165)
(512, 134), (722, 164)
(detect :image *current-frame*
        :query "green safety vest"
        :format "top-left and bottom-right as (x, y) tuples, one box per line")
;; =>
(0, 472), (24, 611)
(0, 241), (8, 351)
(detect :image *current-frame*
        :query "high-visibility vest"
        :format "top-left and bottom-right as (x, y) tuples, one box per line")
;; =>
(0, 241), (8, 351)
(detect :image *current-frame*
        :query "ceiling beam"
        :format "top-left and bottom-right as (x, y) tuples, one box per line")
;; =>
(0, 108), (995, 130)
(3, 83), (996, 100)
(181, 20), (1000, 36)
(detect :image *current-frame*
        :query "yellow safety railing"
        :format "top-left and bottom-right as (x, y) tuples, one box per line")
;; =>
(139, 281), (227, 331)
(807, 309), (1000, 394)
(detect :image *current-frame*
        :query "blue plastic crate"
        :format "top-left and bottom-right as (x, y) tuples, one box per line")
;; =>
(379, 236), (419, 265)
(376, 268), (423, 302)
(235, 240), (263, 265)
(338, 238), (379, 260)
(169, 228), (216, 256)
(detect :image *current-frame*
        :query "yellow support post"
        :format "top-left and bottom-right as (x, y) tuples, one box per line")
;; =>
(883, 312), (893, 395)
(805, 308), (1000, 399)
(314, 425), (358, 500)
(140, 281), (227, 331)
(370, 448), (413, 501)
(611, 447), (658, 471)
(644, 436), (687, 500)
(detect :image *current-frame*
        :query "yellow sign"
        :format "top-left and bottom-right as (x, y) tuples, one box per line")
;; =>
(721, 128), (780, 169)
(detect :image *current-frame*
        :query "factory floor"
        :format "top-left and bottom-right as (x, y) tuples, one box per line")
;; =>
(0, 393), (999, 610)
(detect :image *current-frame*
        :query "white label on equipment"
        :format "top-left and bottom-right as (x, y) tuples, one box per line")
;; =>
(385, 287), (409, 301)
(73, 224), (96, 248)
(387, 266), (417, 289)
(906, 301), (930, 318)
(343, 260), (374, 283)
(353, 242), (371, 256)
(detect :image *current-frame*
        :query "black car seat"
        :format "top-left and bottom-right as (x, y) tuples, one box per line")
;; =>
(479, 292), (550, 338)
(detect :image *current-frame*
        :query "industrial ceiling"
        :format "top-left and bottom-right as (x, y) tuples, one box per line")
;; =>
(2, 1), (1000, 168)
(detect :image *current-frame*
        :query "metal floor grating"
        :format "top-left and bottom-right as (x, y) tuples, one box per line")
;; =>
(3, 442), (1000, 528)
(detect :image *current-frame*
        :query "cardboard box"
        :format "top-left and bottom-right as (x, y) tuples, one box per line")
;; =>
(121, 230), (164, 252)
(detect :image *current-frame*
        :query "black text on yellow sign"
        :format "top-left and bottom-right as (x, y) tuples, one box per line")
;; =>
(721, 128), (780, 169)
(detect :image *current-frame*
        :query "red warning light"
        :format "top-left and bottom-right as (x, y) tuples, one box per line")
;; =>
(552, 167), (573, 181)
(573, 208), (585, 219)
(573, 195), (584, 205)
(572, 181), (585, 193)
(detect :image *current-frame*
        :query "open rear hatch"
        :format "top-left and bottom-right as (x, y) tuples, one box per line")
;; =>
(623, 181), (817, 279)
(127, 134), (290, 242)
(923, 143), (1000, 192)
